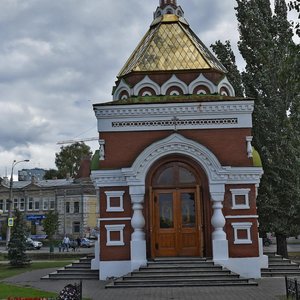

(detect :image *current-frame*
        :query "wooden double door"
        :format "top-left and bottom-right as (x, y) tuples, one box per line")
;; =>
(152, 188), (203, 257)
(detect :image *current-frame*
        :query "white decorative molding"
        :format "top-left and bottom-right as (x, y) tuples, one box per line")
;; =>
(94, 101), (254, 118)
(246, 136), (253, 158)
(91, 133), (263, 187)
(91, 170), (127, 187)
(105, 191), (125, 212)
(218, 76), (235, 97)
(188, 73), (216, 94)
(94, 101), (254, 132)
(230, 188), (251, 209)
(111, 117), (238, 129)
(100, 217), (131, 221)
(99, 139), (105, 161)
(105, 224), (125, 246)
(161, 74), (188, 95)
(225, 215), (258, 219)
(113, 79), (132, 101)
(133, 75), (160, 96)
(232, 222), (253, 244)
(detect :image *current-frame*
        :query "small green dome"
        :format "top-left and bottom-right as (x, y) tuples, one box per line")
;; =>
(91, 150), (100, 171)
(252, 147), (262, 167)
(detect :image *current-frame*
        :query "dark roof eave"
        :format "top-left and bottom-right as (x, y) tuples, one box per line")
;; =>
(93, 95), (254, 108)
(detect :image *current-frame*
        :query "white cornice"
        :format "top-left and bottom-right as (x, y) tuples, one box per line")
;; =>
(94, 101), (253, 118)
(94, 101), (254, 132)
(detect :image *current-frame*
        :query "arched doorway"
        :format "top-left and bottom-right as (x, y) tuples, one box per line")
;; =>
(148, 159), (204, 257)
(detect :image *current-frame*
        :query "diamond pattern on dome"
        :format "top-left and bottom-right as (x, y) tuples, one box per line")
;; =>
(118, 20), (226, 77)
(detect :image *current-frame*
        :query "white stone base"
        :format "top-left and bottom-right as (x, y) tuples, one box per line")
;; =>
(91, 237), (100, 270)
(214, 257), (263, 278)
(131, 240), (147, 271)
(212, 239), (229, 260)
(99, 261), (131, 280)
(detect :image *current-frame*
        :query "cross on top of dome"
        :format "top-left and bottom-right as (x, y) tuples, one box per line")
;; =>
(154, 0), (184, 20)
(160, 0), (177, 8)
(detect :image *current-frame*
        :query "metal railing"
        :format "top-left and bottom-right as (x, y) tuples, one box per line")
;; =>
(286, 276), (300, 300)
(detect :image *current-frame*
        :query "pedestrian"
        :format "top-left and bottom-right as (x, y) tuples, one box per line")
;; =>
(58, 241), (62, 252)
(76, 237), (81, 251)
(63, 235), (70, 252)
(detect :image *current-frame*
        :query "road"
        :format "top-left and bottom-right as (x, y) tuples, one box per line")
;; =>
(0, 245), (95, 255)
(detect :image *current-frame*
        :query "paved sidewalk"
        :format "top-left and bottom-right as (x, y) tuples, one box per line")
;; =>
(2, 268), (286, 300)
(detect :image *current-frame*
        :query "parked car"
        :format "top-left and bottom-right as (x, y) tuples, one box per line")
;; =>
(26, 238), (43, 250)
(80, 238), (95, 248)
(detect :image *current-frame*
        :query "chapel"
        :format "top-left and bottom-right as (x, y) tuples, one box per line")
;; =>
(91, 0), (266, 280)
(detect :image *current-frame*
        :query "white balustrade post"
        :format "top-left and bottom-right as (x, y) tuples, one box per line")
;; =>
(210, 184), (229, 261)
(129, 185), (147, 270)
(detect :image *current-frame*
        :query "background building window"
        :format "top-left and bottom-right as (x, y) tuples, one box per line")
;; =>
(19, 198), (25, 211)
(28, 197), (33, 211)
(43, 199), (49, 210)
(73, 222), (80, 233)
(5, 200), (9, 212)
(74, 202), (80, 213)
(0, 199), (3, 211)
(66, 202), (70, 213)
(49, 199), (55, 210)
(13, 199), (18, 210)
(34, 199), (40, 211)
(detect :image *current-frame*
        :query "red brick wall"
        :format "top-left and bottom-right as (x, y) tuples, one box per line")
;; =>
(99, 187), (132, 261)
(100, 128), (253, 170)
(223, 184), (259, 257)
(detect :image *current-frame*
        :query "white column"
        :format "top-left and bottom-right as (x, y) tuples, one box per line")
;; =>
(129, 185), (147, 271)
(210, 184), (229, 261)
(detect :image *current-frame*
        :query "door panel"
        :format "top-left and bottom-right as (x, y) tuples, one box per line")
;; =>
(153, 189), (201, 257)
(178, 191), (199, 256)
(155, 192), (177, 256)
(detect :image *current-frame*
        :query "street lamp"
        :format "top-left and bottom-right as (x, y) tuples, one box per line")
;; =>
(0, 209), (3, 241)
(6, 159), (30, 247)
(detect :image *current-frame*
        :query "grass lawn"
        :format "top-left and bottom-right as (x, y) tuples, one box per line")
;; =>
(0, 282), (57, 299)
(0, 260), (85, 299)
(0, 261), (74, 280)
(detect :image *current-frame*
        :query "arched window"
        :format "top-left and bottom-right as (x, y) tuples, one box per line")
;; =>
(152, 162), (197, 187)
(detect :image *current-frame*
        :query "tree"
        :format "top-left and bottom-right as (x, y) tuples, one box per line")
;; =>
(43, 210), (59, 253)
(235, 0), (299, 257)
(211, 40), (245, 97)
(44, 169), (64, 180)
(8, 209), (30, 266)
(288, 0), (300, 37)
(55, 142), (92, 178)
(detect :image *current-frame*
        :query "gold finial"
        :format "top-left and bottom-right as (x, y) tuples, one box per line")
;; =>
(160, 0), (177, 8)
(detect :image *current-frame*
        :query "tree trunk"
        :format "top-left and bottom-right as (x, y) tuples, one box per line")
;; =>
(276, 234), (288, 258)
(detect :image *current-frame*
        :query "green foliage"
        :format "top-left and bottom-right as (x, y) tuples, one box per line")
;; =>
(288, 0), (300, 36)
(55, 142), (92, 178)
(211, 40), (245, 97)
(235, 0), (300, 256)
(42, 210), (59, 241)
(7, 209), (30, 266)
(44, 168), (64, 180)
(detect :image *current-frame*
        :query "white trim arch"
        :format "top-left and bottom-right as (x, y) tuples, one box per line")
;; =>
(113, 79), (132, 101)
(123, 133), (225, 184)
(133, 76), (160, 96)
(188, 73), (217, 94)
(161, 74), (188, 95)
(218, 76), (235, 97)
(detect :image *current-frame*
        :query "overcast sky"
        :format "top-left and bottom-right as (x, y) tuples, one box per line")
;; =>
(0, 0), (297, 180)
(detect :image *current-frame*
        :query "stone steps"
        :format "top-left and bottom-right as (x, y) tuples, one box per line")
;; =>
(106, 257), (257, 288)
(262, 253), (300, 278)
(42, 256), (98, 280)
